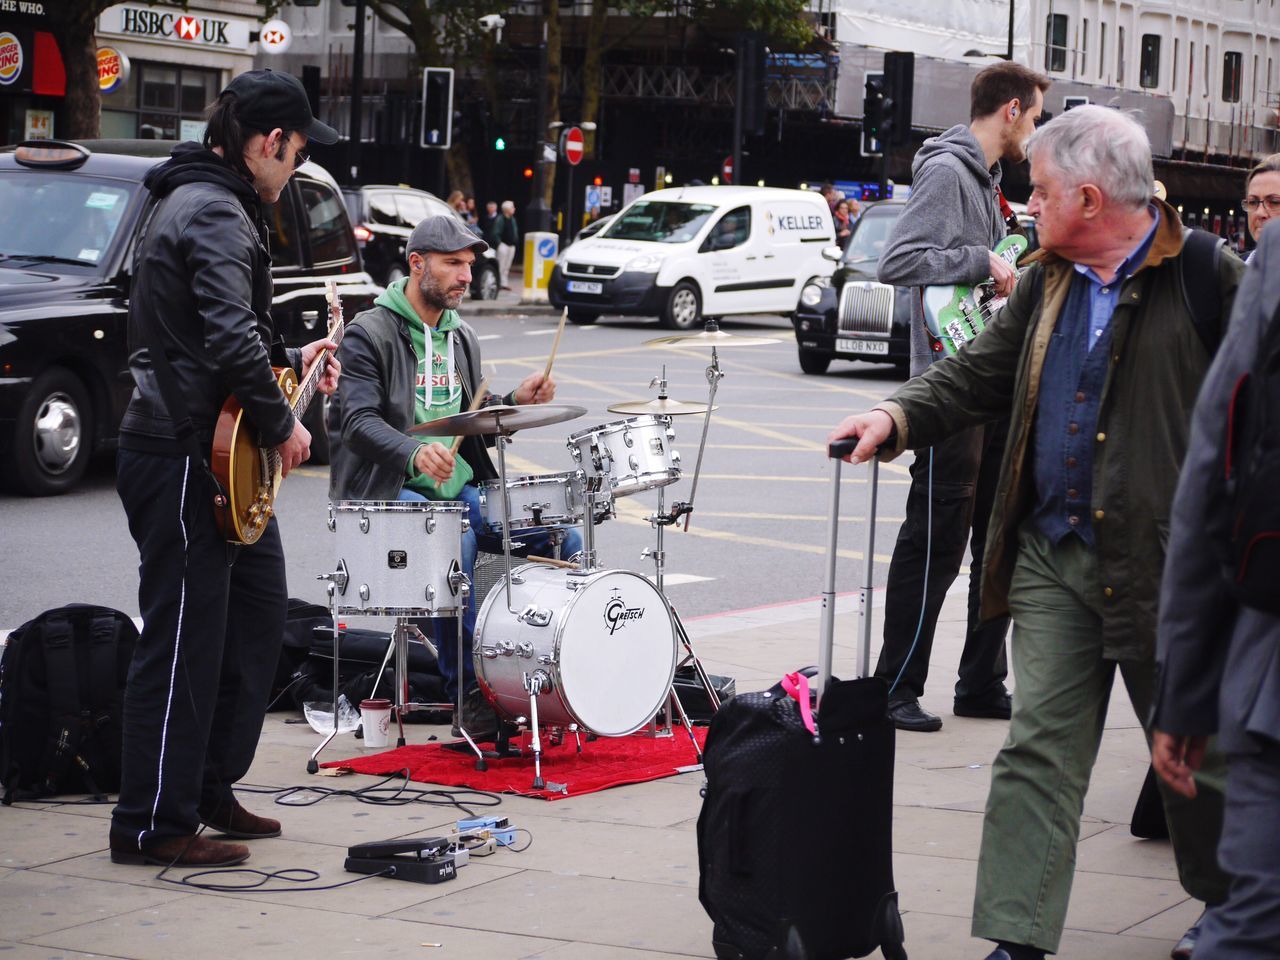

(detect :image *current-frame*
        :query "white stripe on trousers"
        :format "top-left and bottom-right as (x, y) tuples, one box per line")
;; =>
(140, 456), (190, 847)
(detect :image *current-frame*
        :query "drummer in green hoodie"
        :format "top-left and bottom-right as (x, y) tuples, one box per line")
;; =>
(331, 215), (582, 739)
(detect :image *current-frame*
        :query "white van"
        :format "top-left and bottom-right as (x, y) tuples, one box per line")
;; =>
(548, 186), (837, 329)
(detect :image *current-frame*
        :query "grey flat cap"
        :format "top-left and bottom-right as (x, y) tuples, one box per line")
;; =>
(407, 215), (489, 256)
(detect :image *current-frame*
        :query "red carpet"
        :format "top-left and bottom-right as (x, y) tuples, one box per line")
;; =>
(322, 727), (707, 800)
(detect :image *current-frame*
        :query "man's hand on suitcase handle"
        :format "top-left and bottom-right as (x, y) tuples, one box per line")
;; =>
(828, 410), (895, 463)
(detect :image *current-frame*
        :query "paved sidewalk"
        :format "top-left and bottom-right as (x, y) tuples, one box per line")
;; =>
(0, 590), (1197, 960)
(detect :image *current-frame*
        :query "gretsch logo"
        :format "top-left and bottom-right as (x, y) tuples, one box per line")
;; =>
(603, 590), (645, 635)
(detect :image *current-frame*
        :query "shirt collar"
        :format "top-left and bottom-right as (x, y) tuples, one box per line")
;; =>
(1073, 204), (1160, 286)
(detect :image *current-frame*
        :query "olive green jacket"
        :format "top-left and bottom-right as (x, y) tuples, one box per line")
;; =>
(876, 200), (1243, 661)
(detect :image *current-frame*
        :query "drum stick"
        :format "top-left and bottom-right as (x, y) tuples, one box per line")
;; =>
(542, 309), (568, 383)
(526, 554), (578, 570)
(448, 377), (489, 455)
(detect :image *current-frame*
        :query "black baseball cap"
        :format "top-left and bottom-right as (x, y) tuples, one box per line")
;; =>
(221, 69), (339, 145)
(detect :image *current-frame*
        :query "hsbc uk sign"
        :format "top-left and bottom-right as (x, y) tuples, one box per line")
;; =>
(98, 5), (253, 51)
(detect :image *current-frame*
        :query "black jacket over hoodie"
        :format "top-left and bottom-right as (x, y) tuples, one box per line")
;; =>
(119, 142), (300, 454)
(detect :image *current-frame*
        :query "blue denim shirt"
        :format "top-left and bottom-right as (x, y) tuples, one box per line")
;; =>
(1031, 207), (1159, 547)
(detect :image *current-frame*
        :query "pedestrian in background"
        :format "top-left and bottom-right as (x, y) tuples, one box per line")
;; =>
(1243, 153), (1280, 257)
(480, 199), (500, 248)
(495, 200), (519, 290)
(833, 199), (854, 250)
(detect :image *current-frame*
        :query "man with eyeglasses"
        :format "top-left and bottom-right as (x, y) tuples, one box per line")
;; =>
(329, 216), (582, 742)
(110, 70), (341, 869)
(1242, 153), (1280, 255)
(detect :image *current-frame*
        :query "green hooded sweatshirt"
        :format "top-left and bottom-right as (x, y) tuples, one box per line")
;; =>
(376, 278), (473, 499)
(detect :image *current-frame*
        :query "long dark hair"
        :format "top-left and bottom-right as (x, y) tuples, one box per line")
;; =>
(202, 94), (295, 181)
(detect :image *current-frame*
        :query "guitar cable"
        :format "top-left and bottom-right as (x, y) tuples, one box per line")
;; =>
(887, 447), (932, 699)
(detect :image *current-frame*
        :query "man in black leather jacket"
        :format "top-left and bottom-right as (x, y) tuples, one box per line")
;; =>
(110, 70), (340, 869)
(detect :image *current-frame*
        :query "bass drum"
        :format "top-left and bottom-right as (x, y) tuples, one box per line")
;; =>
(473, 564), (678, 737)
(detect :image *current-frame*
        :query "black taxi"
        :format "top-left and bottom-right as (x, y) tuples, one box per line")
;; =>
(0, 140), (378, 495)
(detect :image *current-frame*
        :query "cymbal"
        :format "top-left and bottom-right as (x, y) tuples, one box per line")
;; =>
(607, 397), (719, 416)
(407, 404), (587, 437)
(644, 329), (780, 347)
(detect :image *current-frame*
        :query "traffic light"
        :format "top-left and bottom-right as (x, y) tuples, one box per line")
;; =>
(883, 51), (915, 147)
(420, 67), (454, 149)
(862, 73), (886, 155)
(592, 175), (603, 186)
(523, 167), (534, 179)
(494, 136), (506, 151)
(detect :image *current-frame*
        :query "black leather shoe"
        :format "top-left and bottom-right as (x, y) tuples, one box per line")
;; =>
(954, 692), (1013, 720)
(1171, 909), (1206, 959)
(110, 833), (249, 867)
(887, 699), (942, 732)
(199, 797), (281, 839)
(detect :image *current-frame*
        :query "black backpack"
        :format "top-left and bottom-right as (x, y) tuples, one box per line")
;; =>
(1217, 301), (1280, 613)
(0, 605), (138, 803)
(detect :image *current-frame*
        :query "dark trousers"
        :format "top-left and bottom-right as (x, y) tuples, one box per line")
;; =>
(110, 449), (286, 849)
(874, 420), (1010, 704)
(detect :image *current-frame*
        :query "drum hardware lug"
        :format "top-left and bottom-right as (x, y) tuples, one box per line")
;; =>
(567, 443), (582, 463)
(480, 646), (500, 660)
(461, 518), (471, 533)
(622, 425), (634, 448)
(326, 512), (336, 533)
(425, 514), (436, 535)
(517, 605), (552, 627)
(516, 641), (535, 659)
(497, 640), (517, 657)
(629, 454), (640, 473)
(359, 511), (370, 535)
(672, 449), (682, 466)
(524, 669), (552, 694)
(524, 501), (551, 526)
(359, 583), (371, 602)
(424, 584), (436, 603)
(536, 655), (554, 665)
(316, 557), (349, 595)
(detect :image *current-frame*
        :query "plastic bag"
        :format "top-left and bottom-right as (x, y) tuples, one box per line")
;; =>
(303, 694), (360, 735)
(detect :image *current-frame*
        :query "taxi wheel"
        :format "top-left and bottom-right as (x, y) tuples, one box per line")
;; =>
(797, 347), (832, 375)
(660, 281), (701, 330)
(9, 367), (93, 496)
(567, 309), (599, 325)
(471, 263), (500, 300)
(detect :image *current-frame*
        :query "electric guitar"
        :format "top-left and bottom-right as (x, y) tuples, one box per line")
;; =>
(211, 282), (344, 545)
(921, 234), (1028, 356)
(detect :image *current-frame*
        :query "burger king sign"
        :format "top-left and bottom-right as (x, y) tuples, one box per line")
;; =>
(0, 32), (23, 86)
(97, 47), (130, 95)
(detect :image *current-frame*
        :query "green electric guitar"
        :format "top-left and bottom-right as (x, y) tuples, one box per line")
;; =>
(921, 234), (1029, 355)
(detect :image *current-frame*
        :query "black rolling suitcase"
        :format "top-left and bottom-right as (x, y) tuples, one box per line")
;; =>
(697, 442), (907, 960)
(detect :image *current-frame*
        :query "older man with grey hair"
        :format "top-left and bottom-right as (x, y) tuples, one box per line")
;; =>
(829, 104), (1241, 959)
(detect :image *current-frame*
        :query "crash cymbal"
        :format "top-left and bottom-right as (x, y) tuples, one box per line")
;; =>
(644, 328), (780, 347)
(407, 404), (587, 437)
(607, 397), (719, 416)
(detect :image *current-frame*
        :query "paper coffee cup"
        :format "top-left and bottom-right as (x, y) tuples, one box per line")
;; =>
(360, 698), (392, 748)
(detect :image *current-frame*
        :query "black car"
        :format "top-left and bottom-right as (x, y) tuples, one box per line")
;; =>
(791, 199), (912, 375)
(342, 185), (501, 299)
(792, 199), (1040, 376)
(0, 139), (379, 496)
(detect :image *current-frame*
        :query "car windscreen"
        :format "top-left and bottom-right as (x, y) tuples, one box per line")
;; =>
(842, 206), (902, 264)
(602, 201), (718, 244)
(0, 172), (136, 270)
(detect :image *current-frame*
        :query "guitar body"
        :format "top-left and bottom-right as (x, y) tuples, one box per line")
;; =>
(210, 281), (346, 545)
(211, 366), (296, 545)
(922, 234), (1028, 356)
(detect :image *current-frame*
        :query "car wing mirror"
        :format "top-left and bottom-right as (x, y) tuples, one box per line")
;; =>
(821, 245), (843, 262)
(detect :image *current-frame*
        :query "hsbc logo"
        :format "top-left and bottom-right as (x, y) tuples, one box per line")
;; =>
(111, 7), (236, 47)
(175, 15), (200, 41)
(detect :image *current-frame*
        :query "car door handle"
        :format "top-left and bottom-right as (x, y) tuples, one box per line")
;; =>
(763, 254), (776, 259)
(745, 255), (758, 260)
(301, 309), (320, 330)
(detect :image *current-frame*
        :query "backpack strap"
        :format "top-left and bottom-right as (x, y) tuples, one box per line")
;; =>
(1179, 227), (1226, 357)
(80, 613), (124, 795)
(36, 615), (85, 796)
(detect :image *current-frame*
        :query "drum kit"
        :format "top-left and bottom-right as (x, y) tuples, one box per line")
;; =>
(310, 318), (777, 790)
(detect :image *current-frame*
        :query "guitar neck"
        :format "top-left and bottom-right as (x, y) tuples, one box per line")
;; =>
(291, 284), (346, 418)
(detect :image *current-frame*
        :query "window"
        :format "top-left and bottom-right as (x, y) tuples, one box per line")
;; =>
(1099, 23), (1107, 79)
(367, 192), (400, 227)
(1224, 51), (1243, 101)
(264, 189), (302, 269)
(0, 172), (135, 268)
(1045, 14), (1069, 72)
(701, 206), (752, 252)
(101, 61), (219, 141)
(1173, 38), (1180, 92)
(1140, 34), (1161, 88)
(298, 180), (357, 266)
(604, 200), (718, 244)
(1118, 27), (1126, 85)
(1205, 44), (1211, 96)
(395, 193), (430, 229)
(1080, 19), (1088, 76)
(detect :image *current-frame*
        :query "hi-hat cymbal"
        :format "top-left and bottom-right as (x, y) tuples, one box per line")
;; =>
(607, 397), (719, 416)
(407, 404), (587, 437)
(644, 329), (780, 347)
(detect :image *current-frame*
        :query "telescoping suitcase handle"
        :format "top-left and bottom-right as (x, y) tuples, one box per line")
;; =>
(817, 438), (878, 704)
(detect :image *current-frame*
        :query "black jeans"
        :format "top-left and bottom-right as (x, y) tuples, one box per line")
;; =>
(874, 420), (1010, 704)
(110, 449), (286, 849)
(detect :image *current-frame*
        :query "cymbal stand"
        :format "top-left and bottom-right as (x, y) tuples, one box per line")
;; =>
(681, 347), (724, 532)
(491, 416), (526, 614)
(307, 578), (343, 774)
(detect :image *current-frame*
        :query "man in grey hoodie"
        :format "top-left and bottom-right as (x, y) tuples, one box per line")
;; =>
(874, 62), (1050, 732)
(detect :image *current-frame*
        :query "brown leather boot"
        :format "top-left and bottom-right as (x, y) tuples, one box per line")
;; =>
(198, 797), (282, 839)
(110, 834), (249, 867)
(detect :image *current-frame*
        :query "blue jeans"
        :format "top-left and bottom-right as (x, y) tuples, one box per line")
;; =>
(398, 484), (583, 700)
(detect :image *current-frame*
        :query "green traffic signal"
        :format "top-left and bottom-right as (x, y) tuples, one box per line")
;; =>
(495, 137), (506, 151)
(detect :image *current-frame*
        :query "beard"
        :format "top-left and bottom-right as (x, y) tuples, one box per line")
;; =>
(418, 272), (467, 311)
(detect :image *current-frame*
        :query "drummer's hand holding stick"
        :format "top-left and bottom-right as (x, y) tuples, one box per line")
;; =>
(414, 443), (455, 485)
(447, 377), (490, 456)
(514, 371), (556, 405)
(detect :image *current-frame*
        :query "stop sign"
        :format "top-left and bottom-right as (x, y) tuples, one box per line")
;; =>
(721, 155), (734, 184)
(561, 126), (585, 166)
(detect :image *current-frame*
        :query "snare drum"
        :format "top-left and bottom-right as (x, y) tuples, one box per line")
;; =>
(565, 415), (680, 497)
(329, 500), (467, 616)
(476, 470), (587, 534)
(473, 564), (678, 737)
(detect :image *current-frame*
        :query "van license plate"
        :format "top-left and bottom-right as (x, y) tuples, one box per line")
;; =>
(567, 280), (603, 294)
(836, 338), (889, 356)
